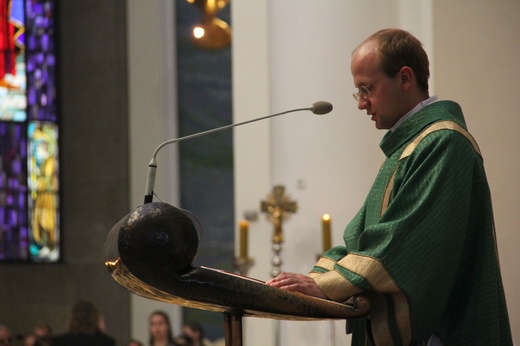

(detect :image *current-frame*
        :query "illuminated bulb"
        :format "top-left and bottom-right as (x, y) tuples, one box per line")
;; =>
(193, 26), (205, 39)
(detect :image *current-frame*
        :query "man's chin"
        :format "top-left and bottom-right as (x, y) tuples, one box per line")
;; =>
(373, 119), (391, 130)
(371, 116), (383, 129)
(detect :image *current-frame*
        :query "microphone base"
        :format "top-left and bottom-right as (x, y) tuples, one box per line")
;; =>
(144, 194), (153, 204)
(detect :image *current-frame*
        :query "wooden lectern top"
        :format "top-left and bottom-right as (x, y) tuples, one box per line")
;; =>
(105, 258), (370, 321)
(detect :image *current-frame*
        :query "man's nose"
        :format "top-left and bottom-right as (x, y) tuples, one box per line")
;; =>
(357, 97), (368, 110)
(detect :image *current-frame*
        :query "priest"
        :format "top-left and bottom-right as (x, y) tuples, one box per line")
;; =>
(266, 28), (512, 346)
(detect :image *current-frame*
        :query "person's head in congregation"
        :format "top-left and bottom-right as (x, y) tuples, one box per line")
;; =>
(68, 300), (102, 335)
(23, 322), (52, 346)
(0, 324), (12, 346)
(148, 310), (178, 346)
(181, 321), (205, 346)
(51, 300), (115, 346)
(126, 339), (144, 346)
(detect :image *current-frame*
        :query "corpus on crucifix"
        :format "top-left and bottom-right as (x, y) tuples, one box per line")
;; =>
(261, 185), (297, 278)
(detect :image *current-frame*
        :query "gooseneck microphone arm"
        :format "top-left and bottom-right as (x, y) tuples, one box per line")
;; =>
(144, 101), (333, 204)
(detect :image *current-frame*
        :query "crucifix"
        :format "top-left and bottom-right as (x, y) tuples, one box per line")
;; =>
(260, 185), (298, 346)
(261, 185), (297, 278)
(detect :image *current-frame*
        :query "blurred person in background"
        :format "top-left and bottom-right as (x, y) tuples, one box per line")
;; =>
(126, 340), (144, 346)
(181, 322), (208, 346)
(51, 300), (115, 346)
(0, 324), (12, 346)
(23, 323), (52, 346)
(148, 311), (184, 346)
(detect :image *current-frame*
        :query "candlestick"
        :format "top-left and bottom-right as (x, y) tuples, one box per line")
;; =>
(322, 214), (331, 253)
(239, 220), (249, 258)
(233, 256), (255, 276)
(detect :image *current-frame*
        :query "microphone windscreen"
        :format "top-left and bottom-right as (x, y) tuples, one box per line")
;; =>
(311, 101), (333, 115)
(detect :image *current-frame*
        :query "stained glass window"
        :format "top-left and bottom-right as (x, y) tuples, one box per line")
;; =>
(0, 0), (58, 262)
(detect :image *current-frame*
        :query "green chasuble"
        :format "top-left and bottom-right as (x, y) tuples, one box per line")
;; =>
(310, 101), (512, 345)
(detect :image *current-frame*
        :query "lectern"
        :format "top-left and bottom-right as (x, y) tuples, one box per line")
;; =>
(104, 202), (370, 345)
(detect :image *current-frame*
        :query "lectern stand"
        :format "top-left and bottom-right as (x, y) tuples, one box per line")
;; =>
(224, 312), (242, 345)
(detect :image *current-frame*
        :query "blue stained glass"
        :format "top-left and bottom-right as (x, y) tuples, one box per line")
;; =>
(11, 158), (21, 174)
(8, 209), (18, 224)
(0, 0), (58, 262)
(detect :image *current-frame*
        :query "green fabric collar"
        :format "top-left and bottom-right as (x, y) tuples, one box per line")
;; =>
(379, 100), (466, 157)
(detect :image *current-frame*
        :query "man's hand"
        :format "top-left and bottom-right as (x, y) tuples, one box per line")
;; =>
(265, 272), (328, 299)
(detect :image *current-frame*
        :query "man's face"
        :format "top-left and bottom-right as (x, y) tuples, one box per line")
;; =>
(350, 41), (404, 130)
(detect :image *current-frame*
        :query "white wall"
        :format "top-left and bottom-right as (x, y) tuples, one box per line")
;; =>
(231, 1), (275, 344)
(127, 0), (519, 344)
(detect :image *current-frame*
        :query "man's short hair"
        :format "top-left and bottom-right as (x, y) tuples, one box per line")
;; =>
(365, 28), (430, 92)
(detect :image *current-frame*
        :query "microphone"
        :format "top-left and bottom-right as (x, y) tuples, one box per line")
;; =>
(144, 101), (333, 203)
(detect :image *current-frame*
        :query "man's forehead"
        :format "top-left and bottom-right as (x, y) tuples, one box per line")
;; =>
(352, 41), (379, 66)
(351, 41), (381, 84)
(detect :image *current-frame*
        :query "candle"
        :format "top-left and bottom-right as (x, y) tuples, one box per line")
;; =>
(322, 214), (331, 253)
(239, 220), (249, 258)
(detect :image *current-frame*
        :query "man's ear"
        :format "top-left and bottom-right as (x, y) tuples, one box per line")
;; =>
(399, 66), (414, 91)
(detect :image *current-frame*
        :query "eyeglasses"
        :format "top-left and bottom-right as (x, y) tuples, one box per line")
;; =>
(352, 79), (382, 102)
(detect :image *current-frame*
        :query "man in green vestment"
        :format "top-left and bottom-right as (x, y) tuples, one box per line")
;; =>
(266, 29), (512, 345)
